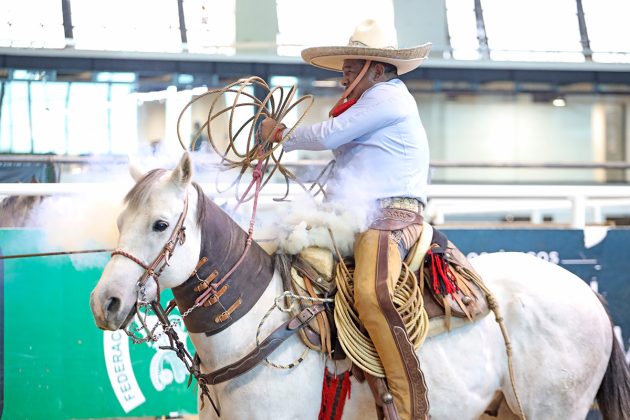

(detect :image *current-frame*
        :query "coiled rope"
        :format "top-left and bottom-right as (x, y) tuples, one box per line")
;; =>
(333, 257), (430, 378)
(176, 76), (333, 202)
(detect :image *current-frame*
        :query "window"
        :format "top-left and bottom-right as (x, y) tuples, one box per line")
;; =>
(109, 84), (139, 154)
(0, 82), (31, 153)
(445, 0), (480, 60)
(276, 0), (394, 56)
(30, 82), (70, 154)
(71, 0), (181, 52)
(482, 0), (583, 62)
(184, 0), (236, 55)
(66, 83), (109, 154)
(583, 0), (630, 63)
(0, 0), (64, 48)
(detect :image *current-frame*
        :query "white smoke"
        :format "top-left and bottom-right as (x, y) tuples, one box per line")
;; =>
(27, 192), (125, 269)
(24, 149), (221, 270)
(254, 192), (375, 257)
(22, 142), (378, 269)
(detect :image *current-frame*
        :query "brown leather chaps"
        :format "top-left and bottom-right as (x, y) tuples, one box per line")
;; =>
(354, 221), (429, 420)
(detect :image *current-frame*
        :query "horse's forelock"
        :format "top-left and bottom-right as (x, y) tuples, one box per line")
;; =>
(124, 168), (168, 209)
(124, 168), (209, 227)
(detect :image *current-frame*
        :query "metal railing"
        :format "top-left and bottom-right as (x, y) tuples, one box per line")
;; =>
(2, 181), (630, 229)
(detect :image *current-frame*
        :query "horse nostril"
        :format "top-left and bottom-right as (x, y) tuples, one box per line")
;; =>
(105, 296), (121, 314)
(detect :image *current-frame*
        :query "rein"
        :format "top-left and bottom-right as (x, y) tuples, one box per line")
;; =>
(109, 194), (189, 352)
(0, 248), (112, 260)
(194, 151), (265, 307)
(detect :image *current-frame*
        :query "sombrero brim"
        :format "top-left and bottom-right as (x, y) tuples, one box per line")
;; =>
(301, 43), (432, 75)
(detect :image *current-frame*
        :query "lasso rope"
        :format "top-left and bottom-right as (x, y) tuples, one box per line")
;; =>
(256, 291), (334, 370)
(175, 76), (332, 202)
(463, 267), (527, 420)
(334, 257), (430, 378)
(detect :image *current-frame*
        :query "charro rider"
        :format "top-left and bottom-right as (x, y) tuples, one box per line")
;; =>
(261, 19), (432, 420)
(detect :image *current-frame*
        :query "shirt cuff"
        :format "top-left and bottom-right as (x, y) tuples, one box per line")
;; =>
(281, 129), (300, 152)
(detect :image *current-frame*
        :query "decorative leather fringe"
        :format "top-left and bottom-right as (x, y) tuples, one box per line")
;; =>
(318, 367), (352, 420)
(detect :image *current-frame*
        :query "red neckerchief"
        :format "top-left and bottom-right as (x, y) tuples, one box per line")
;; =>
(330, 98), (358, 117)
(328, 60), (371, 118)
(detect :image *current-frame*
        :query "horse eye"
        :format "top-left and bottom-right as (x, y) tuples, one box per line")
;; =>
(153, 220), (169, 232)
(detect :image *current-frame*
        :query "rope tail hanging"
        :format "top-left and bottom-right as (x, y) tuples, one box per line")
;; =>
(466, 271), (527, 420)
(175, 76), (332, 203)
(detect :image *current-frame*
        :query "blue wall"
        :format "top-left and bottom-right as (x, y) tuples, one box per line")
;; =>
(443, 227), (630, 353)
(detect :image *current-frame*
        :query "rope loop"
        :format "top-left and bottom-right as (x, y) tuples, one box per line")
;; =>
(275, 291), (299, 313)
(176, 77), (326, 203)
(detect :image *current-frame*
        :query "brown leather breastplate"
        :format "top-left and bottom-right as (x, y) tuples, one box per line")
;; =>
(172, 202), (274, 335)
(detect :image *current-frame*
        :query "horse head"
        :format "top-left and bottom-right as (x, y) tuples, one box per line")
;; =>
(90, 153), (203, 330)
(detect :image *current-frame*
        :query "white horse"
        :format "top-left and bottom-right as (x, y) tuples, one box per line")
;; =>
(90, 153), (630, 420)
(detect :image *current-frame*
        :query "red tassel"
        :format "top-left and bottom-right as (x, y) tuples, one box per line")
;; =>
(319, 367), (351, 420)
(428, 250), (459, 297)
(430, 251), (440, 294)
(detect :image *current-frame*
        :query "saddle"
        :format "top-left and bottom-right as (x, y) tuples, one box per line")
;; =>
(279, 222), (490, 358)
(407, 223), (489, 330)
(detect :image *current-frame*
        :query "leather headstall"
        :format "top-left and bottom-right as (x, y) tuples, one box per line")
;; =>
(111, 194), (189, 300)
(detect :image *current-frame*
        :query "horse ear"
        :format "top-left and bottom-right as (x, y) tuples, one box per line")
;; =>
(170, 152), (193, 188)
(128, 159), (145, 182)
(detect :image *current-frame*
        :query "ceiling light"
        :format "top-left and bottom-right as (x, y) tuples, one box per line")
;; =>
(552, 97), (566, 107)
(312, 80), (339, 88)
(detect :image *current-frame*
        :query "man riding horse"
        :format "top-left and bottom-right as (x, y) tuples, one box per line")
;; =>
(261, 19), (432, 420)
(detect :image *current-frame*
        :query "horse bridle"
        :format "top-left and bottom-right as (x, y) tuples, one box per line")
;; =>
(111, 195), (189, 335)
(109, 194), (225, 414)
(106, 189), (328, 417)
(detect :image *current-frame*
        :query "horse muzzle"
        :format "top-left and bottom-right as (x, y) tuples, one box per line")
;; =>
(90, 289), (136, 331)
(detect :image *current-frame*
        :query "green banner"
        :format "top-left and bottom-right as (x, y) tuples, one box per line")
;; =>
(0, 229), (197, 419)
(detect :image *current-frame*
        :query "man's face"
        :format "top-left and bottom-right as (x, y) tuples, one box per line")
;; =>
(341, 59), (374, 100)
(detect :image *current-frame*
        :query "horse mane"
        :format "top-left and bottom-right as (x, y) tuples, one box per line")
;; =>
(124, 168), (209, 226)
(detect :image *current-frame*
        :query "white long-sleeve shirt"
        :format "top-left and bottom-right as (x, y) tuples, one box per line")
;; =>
(282, 78), (430, 205)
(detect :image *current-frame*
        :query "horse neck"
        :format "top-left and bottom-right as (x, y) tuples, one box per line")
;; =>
(197, 196), (274, 277)
(170, 191), (276, 332)
(184, 196), (289, 370)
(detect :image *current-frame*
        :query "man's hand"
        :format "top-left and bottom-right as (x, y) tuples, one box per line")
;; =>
(260, 117), (286, 143)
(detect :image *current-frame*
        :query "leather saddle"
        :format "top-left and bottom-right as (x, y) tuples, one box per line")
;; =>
(407, 223), (489, 327)
(278, 222), (490, 358)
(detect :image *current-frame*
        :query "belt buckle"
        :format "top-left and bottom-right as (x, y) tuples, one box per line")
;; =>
(297, 305), (320, 324)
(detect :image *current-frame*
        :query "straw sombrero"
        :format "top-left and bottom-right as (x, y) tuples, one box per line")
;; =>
(301, 19), (432, 75)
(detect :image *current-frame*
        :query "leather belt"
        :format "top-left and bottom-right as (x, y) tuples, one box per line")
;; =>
(378, 197), (424, 215)
(370, 208), (424, 231)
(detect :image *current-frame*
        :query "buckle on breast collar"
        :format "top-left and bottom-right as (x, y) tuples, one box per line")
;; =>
(296, 305), (321, 325)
